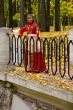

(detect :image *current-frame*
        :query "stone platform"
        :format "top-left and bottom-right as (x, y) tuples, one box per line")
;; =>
(0, 71), (73, 110)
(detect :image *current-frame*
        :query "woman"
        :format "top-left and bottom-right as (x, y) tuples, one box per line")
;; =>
(19, 14), (48, 73)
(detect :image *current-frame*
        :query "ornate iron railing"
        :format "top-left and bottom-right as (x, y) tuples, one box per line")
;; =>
(8, 34), (73, 80)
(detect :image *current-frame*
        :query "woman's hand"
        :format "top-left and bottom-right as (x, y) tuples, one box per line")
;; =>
(27, 34), (37, 37)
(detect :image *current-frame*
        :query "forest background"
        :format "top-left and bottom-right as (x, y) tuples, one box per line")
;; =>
(0, 0), (73, 32)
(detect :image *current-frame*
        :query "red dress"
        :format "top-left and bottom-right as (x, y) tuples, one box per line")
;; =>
(19, 23), (46, 72)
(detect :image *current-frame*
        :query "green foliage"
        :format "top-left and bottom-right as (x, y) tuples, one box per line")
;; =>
(13, 12), (20, 20)
(3, 0), (73, 27)
(50, 0), (73, 17)
(31, 0), (38, 22)
(50, 0), (55, 16)
(60, 0), (73, 17)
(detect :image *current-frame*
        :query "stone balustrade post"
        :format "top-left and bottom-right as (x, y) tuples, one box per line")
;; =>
(0, 28), (15, 72)
(69, 29), (73, 65)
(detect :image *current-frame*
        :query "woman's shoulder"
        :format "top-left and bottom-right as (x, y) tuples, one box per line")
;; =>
(22, 24), (28, 29)
(33, 23), (39, 27)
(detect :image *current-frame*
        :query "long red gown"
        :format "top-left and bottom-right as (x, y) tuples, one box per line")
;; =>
(19, 22), (46, 72)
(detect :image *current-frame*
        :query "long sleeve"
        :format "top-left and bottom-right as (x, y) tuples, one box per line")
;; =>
(19, 26), (27, 37)
(35, 24), (39, 37)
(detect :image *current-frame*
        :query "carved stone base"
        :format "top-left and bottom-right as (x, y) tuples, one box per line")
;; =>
(0, 81), (63, 110)
(0, 81), (14, 110)
(16, 92), (62, 110)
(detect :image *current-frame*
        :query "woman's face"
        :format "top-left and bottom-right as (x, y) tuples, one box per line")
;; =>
(27, 15), (33, 23)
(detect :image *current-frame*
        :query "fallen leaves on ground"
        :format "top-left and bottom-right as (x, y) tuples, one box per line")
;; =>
(5, 66), (73, 93)
(39, 31), (69, 38)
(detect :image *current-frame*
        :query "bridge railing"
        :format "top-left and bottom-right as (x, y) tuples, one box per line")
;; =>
(8, 34), (73, 80)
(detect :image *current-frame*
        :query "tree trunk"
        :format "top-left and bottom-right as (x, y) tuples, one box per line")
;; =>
(46, 0), (50, 31)
(8, 0), (13, 28)
(38, 0), (47, 31)
(55, 0), (60, 31)
(50, 16), (54, 26)
(20, 0), (25, 27)
(13, 0), (16, 15)
(0, 0), (4, 27)
(27, 0), (32, 14)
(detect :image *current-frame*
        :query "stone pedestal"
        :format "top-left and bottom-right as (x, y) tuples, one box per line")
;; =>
(69, 29), (73, 65)
(0, 28), (15, 72)
(0, 81), (14, 110)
